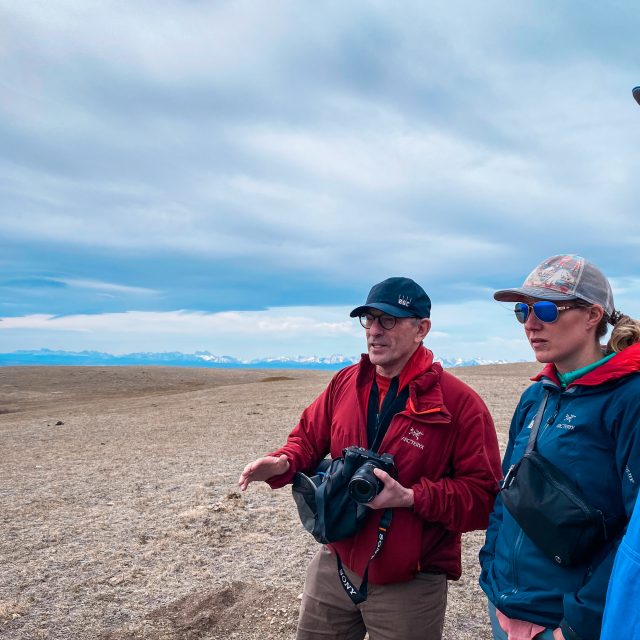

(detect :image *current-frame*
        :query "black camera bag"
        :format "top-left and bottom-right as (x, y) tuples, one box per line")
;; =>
(501, 391), (620, 566)
(292, 453), (392, 604)
(292, 455), (369, 544)
(292, 380), (408, 544)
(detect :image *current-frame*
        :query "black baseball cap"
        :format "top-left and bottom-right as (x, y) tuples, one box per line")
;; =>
(350, 277), (431, 319)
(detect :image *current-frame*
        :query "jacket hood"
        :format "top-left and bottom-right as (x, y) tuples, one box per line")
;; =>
(532, 342), (640, 387)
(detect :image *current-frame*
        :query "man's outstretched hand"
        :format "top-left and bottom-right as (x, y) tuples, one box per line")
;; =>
(238, 454), (290, 491)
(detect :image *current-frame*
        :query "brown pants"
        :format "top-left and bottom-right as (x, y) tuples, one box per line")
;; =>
(296, 546), (448, 640)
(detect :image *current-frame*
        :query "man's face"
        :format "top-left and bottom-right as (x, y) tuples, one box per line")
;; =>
(363, 310), (431, 376)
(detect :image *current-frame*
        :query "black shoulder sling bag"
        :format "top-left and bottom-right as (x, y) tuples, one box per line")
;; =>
(501, 391), (620, 566)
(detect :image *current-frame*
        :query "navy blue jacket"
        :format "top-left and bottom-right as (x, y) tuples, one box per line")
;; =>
(479, 343), (640, 640)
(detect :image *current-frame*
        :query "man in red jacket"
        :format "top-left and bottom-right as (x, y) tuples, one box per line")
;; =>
(239, 277), (502, 640)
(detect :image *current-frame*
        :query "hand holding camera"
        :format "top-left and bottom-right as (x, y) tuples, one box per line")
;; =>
(343, 446), (414, 509)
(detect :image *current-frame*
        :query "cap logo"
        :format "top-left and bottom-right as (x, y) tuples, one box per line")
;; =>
(523, 255), (583, 295)
(398, 295), (412, 307)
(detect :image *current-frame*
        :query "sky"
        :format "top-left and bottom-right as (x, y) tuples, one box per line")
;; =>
(1, 1), (640, 362)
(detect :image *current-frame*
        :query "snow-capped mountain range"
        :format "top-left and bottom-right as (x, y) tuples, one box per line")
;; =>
(0, 349), (514, 369)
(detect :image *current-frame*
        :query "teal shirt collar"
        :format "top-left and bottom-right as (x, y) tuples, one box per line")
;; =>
(557, 352), (616, 388)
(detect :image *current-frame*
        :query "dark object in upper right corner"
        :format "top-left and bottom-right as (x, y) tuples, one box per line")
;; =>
(633, 86), (640, 107)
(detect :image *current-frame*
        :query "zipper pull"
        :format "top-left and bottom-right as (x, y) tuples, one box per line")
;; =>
(502, 464), (516, 489)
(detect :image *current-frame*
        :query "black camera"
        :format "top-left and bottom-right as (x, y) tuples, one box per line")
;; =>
(343, 446), (397, 504)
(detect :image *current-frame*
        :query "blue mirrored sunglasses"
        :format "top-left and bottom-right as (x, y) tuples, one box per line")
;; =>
(514, 301), (578, 324)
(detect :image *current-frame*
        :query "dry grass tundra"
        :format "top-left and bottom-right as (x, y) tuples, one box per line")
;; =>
(0, 362), (540, 639)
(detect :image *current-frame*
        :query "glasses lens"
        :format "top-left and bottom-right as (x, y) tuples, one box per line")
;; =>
(532, 301), (559, 323)
(379, 315), (396, 330)
(513, 301), (562, 324)
(359, 313), (397, 329)
(514, 303), (528, 324)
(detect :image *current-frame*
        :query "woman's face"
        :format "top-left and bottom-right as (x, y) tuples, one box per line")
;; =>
(520, 298), (604, 372)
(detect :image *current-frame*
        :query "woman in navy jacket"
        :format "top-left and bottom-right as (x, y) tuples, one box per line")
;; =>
(479, 255), (640, 640)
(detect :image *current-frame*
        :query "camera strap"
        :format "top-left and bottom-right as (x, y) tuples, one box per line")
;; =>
(367, 377), (410, 451)
(334, 507), (393, 605)
(330, 375), (407, 604)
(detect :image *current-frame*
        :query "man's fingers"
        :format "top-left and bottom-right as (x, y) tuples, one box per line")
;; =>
(237, 460), (260, 490)
(238, 470), (250, 491)
(238, 455), (289, 491)
(373, 468), (391, 484)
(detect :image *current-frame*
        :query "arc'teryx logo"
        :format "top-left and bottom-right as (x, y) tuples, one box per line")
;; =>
(402, 426), (424, 450)
(398, 295), (412, 307)
(408, 427), (423, 440)
(557, 413), (578, 431)
(625, 465), (635, 485)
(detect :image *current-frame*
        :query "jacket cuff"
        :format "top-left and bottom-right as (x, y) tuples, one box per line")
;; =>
(263, 452), (295, 489)
(265, 467), (295, 489)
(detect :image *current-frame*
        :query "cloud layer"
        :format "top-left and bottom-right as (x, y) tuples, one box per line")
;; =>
(2, 1), (640, 359)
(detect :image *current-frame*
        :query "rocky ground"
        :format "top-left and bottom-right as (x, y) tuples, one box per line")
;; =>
(0, 362), (539, 639)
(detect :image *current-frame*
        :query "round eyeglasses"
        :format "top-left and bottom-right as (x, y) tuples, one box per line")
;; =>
(514, 301), (580, 324)
(358, 312), (399, 330)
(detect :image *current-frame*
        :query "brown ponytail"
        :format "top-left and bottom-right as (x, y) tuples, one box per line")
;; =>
(605, 311), (640, 354)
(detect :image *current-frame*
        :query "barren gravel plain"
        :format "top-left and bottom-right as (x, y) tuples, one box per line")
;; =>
(0, 362), (540, 640)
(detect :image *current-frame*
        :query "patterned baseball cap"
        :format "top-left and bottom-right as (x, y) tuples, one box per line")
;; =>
(494, 254), (615, 317)
(350, 277), (431, 318)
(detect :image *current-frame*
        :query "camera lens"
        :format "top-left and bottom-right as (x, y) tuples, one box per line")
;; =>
(349, 477), (376, 503)
(348, 462), (381, 503)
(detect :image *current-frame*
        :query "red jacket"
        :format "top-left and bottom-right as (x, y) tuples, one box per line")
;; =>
(268, 346), (502, 584)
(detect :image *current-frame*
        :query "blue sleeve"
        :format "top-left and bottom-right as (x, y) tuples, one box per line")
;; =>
(601, 494), (640, 640)
(561, 391), (640, 639)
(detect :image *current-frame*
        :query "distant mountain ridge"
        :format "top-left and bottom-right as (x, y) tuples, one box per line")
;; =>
(0, 349), (514, 369)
